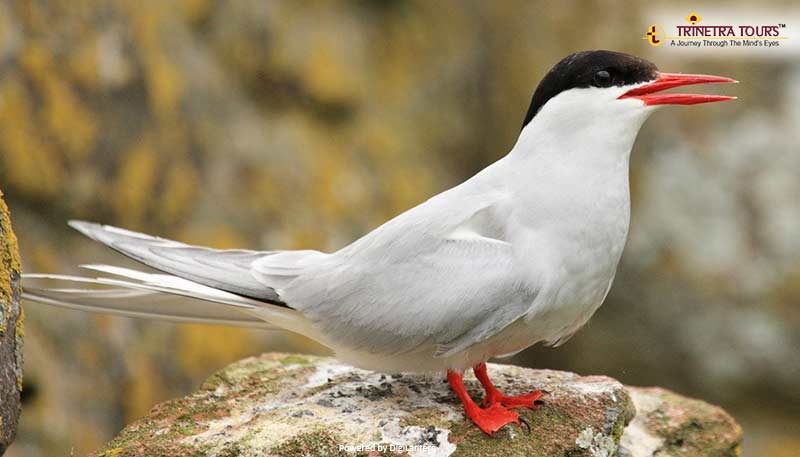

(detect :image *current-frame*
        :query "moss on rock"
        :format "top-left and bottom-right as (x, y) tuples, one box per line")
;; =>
(623, 387), (742, 457)
(269, 429), (349, 457)
(94, 353), (741, 456)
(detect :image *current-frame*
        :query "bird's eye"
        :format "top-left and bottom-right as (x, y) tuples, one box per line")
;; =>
(593, 70), (612, 88)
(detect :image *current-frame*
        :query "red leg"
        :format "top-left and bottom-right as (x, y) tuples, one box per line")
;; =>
(446, 370), (520, 435)
(474, 362), (542, 409)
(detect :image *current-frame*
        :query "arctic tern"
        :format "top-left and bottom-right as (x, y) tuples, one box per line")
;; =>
(23, 50), (736, 434)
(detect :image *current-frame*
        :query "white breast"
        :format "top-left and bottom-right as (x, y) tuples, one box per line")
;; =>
(496, 115), (635, 350)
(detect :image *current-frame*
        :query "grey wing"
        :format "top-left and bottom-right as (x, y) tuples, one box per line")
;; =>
(432, 291), (533, 358)
(68, 221), (286, 304)
(279, 232), (538, 357)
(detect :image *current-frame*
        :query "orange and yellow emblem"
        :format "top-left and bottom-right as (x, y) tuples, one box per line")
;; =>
(643, 25), (662, 46)
(685, 13), (702, 25)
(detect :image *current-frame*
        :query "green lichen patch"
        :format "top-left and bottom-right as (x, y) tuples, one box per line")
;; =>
(445, 395), (625, 457)
(630, 387), (742, 457)
(400, 407), (453, 429)
(201, 353), (320, 393)
(446, 409), (551, 457)
(423, 372), (633, 456)
(268, 430), (411, 457)
(269, 429), (348, 457)
(94, 393), (228, 456)
(96, 438), (202, 457)
(279, 354), (314, 366)
(94, 353), (326, 456)
(94, 363), (267, 456)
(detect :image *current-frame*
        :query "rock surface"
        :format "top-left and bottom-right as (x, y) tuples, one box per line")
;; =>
(95, 353), (741, 457)
(0, 190), (23, 454)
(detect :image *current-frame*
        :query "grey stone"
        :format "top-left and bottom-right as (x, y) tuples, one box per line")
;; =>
(94, 353), (742, 457)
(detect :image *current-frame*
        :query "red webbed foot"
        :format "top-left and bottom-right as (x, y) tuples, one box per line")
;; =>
(482, 389), (543, 409)
(464, 402), (521, 435)
(447, 369), (527, 436)
(474, 362), (544, 410)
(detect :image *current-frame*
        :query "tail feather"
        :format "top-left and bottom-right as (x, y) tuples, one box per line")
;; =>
(23, 271), (276, 328)
(67, 221), (286, 305)
(79, 264), (265, 308)
(21, 222), (325, 337)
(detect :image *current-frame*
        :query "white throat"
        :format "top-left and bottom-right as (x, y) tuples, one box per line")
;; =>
(491, 86), (658, 250)
(511, 86), (655, 170)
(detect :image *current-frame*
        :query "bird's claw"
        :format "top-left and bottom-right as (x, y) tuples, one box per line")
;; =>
(489, 414), (531, 438)
(518, 415), (531, 434)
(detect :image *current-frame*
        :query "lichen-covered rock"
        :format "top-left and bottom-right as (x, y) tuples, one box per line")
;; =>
(94, 353), (741, 457)
(620, 387), (742, 457)
(0, 190), (23, 454)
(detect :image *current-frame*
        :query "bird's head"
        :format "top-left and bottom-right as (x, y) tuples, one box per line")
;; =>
(520, 50), (736, 137)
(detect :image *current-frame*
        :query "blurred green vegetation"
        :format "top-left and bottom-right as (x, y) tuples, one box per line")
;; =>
(0, 1), (798, 456)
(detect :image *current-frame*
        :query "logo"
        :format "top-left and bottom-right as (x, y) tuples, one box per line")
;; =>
(685, 13), (702, 25)
(644, 25), (662, 46)
(643, 12), (789, 50)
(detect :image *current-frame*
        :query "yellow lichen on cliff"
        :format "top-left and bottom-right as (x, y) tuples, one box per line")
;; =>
(303, 38), (359, 103)
(0, 190), (21, 335)
(128, 4), (186, 121)
(0, 192), (21, 278)
(0, 76), (64, 197)
(111, 137), (159, 227)
(67, 34), (101, 90)
(20, 41), (98, 162)
(158, 159), (199, 225)
(40, 65), (98, 162)
(178, 0), (213, 26)
(0, 190), (23, 393)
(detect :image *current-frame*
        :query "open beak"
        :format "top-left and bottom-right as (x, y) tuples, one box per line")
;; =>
(618, 72), (737, 105)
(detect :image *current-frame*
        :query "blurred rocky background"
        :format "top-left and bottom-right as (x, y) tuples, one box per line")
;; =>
(0, 1), (797, 455)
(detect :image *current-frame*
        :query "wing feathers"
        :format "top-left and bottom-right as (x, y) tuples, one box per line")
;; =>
(68, 220), (285, 305)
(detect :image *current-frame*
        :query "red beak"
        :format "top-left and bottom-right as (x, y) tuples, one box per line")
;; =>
(619, 72), (737, 105)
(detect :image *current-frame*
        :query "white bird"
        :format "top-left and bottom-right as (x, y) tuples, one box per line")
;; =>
(23, 50), (736, 435)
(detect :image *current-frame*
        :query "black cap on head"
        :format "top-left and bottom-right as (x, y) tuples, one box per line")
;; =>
(521, 50), (660, 129)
